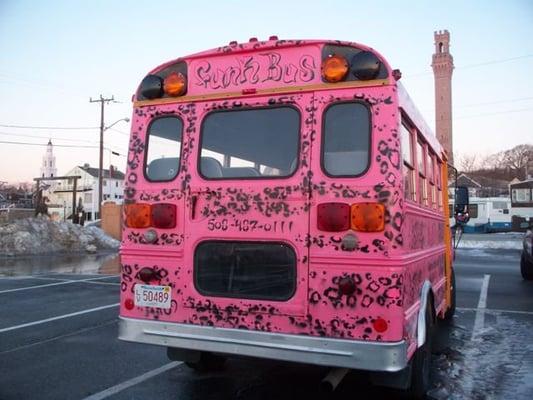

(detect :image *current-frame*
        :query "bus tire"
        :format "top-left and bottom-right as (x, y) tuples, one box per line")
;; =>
(443, 268), (456, 321)
(520, 254), (533, 280)
(185, 352), (227, 373)
(407, 300), (434, 399)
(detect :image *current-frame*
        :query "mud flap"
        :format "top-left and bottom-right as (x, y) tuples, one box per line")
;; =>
(369, 364), (411, 390)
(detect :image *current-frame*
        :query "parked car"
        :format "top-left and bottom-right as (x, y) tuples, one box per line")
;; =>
(521, 228), (533, 280)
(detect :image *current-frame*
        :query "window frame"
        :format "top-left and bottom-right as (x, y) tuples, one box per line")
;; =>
(436, 159), (443, 210)
(197, 104), (301, 181)
(428, 151), (437, 209)
(416, 138), (428, 206)
(193, 240), (297, 301)
(320, 101), (372, 179)
(401, 119), (416, 202)
(143, 115), (184, 183)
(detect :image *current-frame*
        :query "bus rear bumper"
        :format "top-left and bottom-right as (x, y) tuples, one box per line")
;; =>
(119, 317), (408, 372)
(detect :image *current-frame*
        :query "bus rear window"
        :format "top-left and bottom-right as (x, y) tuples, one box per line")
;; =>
(322, 103), (370, 177)
(199, 107), (300, 179)
(144, 117), (183, 182)
(194, 241), (297, 301)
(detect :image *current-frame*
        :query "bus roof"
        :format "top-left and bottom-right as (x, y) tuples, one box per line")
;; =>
(397, 82), (444, 159)
(134, 38), (394, 103)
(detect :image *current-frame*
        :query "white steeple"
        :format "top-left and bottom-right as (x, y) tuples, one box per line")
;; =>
(40, 139), (57, 180)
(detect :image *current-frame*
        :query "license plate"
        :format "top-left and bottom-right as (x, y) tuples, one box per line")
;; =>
(134, 284), (172, 309)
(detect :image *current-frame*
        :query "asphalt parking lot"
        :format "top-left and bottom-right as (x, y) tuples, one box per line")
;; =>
(1, 248), (532, 400)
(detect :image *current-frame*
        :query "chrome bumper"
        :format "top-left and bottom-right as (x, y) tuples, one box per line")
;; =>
(119, 317), (408, 372)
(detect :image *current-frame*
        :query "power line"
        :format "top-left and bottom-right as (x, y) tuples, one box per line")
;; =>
(0, 123), (98, 130)
(404, 53), (533, 78)
(459, 54), (533, 70)
(418, 95), (533, 113)
(457, 96), (533, 108)
(0, 131), (98, 144)
(455, 107), (533, 119)
(0, 140), (99, 148)
(108, 127), (130, 136)
(0, 140), (125, 154)
(0, 72), (88, 100)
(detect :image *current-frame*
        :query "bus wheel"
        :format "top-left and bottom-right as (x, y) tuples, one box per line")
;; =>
(443, 268), (456, 321)
(520, 254), (533, 280)
(407, 301), (434, 399)
(185, 352), (227, 373)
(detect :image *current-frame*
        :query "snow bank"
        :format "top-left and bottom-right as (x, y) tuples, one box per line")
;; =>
(0, 217), (120, 256)
(459, 240), (522, 250)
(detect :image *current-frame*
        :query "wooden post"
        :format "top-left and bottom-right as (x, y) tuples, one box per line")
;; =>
(72, 177), (78, 223)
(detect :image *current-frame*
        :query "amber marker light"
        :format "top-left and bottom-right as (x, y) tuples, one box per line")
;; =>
(350, 202), (385, 232)
(163, 72), (187, 97)
(321, 54), (349, 83)
(125, 203), (151, 228)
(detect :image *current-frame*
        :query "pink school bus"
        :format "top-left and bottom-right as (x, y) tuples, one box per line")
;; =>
(119, 38), (455, 397)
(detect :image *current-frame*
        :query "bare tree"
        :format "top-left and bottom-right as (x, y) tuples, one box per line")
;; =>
(480, 151), (506, 170)
(456, 153), (478, 173)
(502, 144), (533, 179)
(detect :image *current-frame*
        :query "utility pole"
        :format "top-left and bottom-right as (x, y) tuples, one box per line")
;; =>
(90, 95), (114, 219)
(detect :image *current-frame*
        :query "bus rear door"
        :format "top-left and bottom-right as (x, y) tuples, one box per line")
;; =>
(182, 94), (314, 321)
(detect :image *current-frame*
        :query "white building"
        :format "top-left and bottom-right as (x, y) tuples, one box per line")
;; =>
(39, 140), (58, 199)
(50, 163), (125, 221)
(40, 139), (58, 180)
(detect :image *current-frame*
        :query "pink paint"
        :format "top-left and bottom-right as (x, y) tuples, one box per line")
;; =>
(120, 39), (451, 365)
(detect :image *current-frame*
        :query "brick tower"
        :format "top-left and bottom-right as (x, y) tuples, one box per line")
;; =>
(431, 30), (454, 165)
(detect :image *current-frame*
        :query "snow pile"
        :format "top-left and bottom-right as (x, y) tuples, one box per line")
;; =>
(458, 240), (522, 250)
(0, 217), (120, 256)
(428, 311), (533, 399)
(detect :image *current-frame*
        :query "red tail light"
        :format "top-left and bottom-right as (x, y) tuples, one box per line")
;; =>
(373, 317), (388, 333)
(317, 202), (387, 232)
(317, 203), (350, 232)
(151, 203), (176, 229)
(124, 298), (135, 310)
(125, 202), (176, 229)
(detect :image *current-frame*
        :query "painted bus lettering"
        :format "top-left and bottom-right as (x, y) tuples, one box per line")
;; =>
(195, 52), (315, 89)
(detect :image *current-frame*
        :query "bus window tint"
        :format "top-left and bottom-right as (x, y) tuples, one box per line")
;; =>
(322, 103), (370, 176)
(469, 203), (478, 218)
(145, 117), (183, 181)
(401, 122), (415, 201)
(200, 107), (299, 179)
(416, 140), (427, 205)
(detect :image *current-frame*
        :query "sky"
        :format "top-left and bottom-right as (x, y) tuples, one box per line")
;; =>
(1, 0), (532, 184)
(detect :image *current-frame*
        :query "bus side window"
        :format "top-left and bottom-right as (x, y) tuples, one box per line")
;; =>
(144, 117), (183, 182)
(436, 159), (443, 211)
(401, 122), (415, 201)
(416, 138), (427, 206)
(428, 152), (436, 209)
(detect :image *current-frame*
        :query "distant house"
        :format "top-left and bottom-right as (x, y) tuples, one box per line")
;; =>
(449, 173), (510, 198)
(49, 164), (125, 221)
(456, 173), (483, 197)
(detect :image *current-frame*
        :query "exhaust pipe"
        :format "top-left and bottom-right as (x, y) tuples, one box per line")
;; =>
(320, 367), (349, 392)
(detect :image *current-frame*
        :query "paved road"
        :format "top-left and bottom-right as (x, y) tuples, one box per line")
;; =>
(0, 248), (532, 400)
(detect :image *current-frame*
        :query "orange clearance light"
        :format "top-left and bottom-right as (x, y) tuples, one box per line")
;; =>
(125, 203), (151, 228)
(350, 202), (385, 232)
(163, 72), (187, 97)
(321, 54), (349, 83)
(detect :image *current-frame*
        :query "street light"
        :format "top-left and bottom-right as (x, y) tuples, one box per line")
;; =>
(98, 117), (130, 217)
(104, 117), (130, 132)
